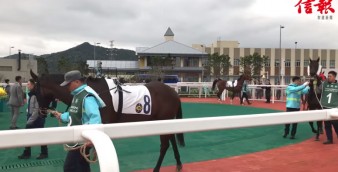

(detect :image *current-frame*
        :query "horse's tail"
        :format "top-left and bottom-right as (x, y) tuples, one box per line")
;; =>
(176, 101), (185, 147)
(212, 79), (220, 91)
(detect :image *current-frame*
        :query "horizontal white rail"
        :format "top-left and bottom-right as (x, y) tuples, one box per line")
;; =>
(1, 109), (338, 149)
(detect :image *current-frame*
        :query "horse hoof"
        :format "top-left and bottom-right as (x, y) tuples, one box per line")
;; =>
(176, 165), (183, 172)
(315, 138), (319, 141)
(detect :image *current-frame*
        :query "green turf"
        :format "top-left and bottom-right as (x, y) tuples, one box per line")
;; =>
(0, 102), (314, 172)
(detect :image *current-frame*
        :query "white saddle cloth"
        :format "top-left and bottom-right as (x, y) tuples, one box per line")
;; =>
(226, 80), (237, 87)
(106, 79), (152, 115)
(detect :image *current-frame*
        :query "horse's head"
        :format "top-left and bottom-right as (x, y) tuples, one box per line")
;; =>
(30, 70), (70, 116)
(308, 57), (322, 78)
(242, 74), (252, 81)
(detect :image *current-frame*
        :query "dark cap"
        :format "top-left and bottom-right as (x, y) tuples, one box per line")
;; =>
(60, 70), (82, 86)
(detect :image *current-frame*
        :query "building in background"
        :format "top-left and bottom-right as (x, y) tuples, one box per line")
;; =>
(194, 40), (338, 84)
(0, 57), (37, 83)
(136, 27), (207, 82)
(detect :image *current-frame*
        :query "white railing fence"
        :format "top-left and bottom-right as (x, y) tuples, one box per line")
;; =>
(0, 82), (288, 102)
(1, 109), (338, 172)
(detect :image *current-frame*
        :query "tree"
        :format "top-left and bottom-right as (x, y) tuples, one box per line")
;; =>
(147, 55), (173, 80)
(57, 56), (72, 74)
(207, 53), (222, 78)
(240, 52), (266, 79)
(76, 60), (89, 75)
(220, 54), (232, 79)
(36, 57), (49, 74)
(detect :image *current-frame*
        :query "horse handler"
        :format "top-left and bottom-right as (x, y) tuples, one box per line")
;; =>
(318, 71), (338, 144)
(283, 76), (310, 139)
(51, 70), (106, 172)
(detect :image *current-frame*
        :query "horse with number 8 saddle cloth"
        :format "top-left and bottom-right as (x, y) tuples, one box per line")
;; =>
(106, 78), (152, 116)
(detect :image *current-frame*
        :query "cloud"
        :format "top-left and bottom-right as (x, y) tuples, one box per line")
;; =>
(0, 0), (337, 57)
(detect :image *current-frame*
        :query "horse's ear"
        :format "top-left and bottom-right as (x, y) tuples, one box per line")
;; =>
(317, 57), (320, 62)
(30, 69), (38, 82)
(309, 58), (312, 62)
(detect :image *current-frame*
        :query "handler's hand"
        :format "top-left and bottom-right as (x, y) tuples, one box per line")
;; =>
(303, 81), (309, 86)
(51, 111), (62, 120)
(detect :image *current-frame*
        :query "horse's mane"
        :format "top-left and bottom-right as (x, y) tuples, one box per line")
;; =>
(39, 74), (64, 84)
(39, 74), (103, 85)
(237, 75), (243, 81)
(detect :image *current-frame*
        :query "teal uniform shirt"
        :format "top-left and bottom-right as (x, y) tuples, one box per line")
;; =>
(60, 84), (102, 125)
(286, 83), (310, 109)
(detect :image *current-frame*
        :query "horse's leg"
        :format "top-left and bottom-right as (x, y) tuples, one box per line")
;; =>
(153, 135), (170, 172)
(315, 121), (323, 141)
(230, 92), (235, 104)
(318, 120), (323, 134)
(170, 135), (182, 172)
(309, 122), (317, 133)
(217, 92), (221, 100)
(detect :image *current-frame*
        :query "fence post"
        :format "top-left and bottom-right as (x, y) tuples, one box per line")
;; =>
(82, 130), (119, 172)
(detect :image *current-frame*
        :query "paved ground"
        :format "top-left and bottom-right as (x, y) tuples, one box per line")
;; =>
(138, 98), (338, 172)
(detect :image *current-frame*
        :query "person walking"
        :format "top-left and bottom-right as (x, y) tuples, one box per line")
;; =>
(51, 70), (106, 172)
(7, 76), (25, 129)
(18, 79), (48, 159)
(318, 71), (338, 144)
(276, 81), (281, 100)
(240, 79), (251, 105)
(283, 76), (310, 139)
(4, 79), (10, 97)
(262, 80), (271, 103)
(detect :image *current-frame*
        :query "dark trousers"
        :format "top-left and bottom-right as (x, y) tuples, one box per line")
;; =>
(324, 120), (338, 141)
(64, 148), (90, 172)
(284, 108), (300, 137)
(265, 91), (271, 103)
(23, 119), (47, 155)
(23, 146), (48, 156)
(240, 92), (250, 104)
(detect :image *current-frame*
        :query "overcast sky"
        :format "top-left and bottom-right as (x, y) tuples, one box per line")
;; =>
(0, 0), (337, 57)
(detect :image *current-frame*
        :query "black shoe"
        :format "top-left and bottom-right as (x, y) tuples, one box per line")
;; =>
(312, 129), (318, 133)
(283, 134), (288, 138)
(290, 136), (295, 139)
(323, 140), (333, 144)
(36, 154), (48, 159)
(18, 154), (31, 159)
(9, 126), (19, 130)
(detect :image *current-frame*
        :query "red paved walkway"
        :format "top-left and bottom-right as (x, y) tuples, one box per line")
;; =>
(137, 98), (338, 172)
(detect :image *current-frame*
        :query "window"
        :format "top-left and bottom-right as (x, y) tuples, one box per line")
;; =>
(234, 59), (240, 66)
(275, 59), (280, 67)
(265, 58), (270, 67)
(295, 60), (300, 67)
(0, 66), (12, 71)
(175, 57), (181, 67)
(304, 60), (309, 66)
(321, 60), (326, 68)
(183, 57), (199, 67)
(285, 59), (290, 67)
(330, 60), (335, 68)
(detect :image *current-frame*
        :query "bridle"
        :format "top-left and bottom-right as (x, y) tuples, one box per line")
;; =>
(35, 79), (58, 117)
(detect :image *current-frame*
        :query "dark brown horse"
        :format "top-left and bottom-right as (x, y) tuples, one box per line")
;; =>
(30, 70), (185, 172)
(211, 74), (251, 104)
(305, 57), (324, 140)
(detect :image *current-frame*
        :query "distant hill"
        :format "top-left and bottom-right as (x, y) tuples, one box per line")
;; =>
(4, 42), (137, 73)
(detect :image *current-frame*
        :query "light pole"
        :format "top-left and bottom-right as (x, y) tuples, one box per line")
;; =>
(279, 25), (285, 85)
(93, 42), (100, 71)
(9, 46), (14, 56)
(295, 41), (298, 49)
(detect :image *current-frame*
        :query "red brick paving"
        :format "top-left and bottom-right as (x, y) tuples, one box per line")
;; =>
(136, 98), (338, 172)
